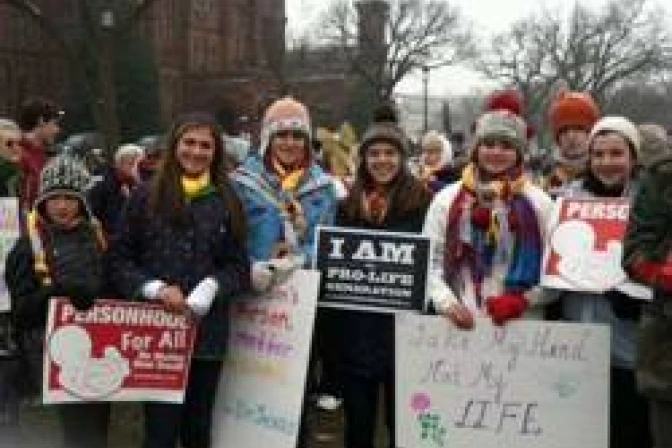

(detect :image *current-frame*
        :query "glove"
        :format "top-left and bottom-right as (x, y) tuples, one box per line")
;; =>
(252, 262), (275, 293)
(187, 277), (219, 317)
(58, 283), (97, 311)
(485, 293), (528, 326)
(629, 261), (672, 292)
(267, 254), (305, 285)
(141, 280), (167, 300)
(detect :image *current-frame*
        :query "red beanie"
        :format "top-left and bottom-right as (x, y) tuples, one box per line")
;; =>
(484, 89), (536, 139)
(548, 90), (601, 142)
(485, 89), (525, 117)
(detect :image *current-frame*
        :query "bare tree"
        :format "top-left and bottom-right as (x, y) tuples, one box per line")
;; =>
(319, 0), (475, 100)
(2, 0), (160, 149)
(475, 0), (672, 132)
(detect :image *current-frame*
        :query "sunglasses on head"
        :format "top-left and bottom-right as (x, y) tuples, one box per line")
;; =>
(275, 130), (306, 140)
(480, 137), (517, 150)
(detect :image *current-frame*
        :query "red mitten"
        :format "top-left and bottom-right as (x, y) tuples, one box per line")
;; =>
(630, 261), (672, 292)
(471, 206), (491, 229)
(485, 294), (528, 325)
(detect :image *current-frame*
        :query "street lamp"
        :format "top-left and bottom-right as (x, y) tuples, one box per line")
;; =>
(422, 65), (429, 136)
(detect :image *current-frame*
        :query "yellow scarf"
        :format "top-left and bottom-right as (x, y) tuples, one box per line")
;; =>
(27, 210), (106, 286)
(462, 163), (526, 199)
(272, 158), (305, 192)
(181, 172), (211, 199)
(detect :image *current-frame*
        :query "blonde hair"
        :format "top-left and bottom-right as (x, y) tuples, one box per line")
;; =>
(0, 118), (21, 162)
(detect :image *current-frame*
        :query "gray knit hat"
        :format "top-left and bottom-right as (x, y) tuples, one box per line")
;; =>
(473, 110), (527, 153)
(359, 104), (410, 156)
(36, 155), (93, 218)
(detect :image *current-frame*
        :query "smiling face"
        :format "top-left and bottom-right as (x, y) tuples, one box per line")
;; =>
(45, 194), (83, 229)
(589, 132), (635, 187)
(365, 141), (402, 187)
(269, 130), (308, 168)
(475, 137), (520, 178)
(175, 126), (216, 177)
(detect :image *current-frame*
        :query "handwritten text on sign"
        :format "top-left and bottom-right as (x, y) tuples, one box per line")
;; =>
(43, 299), (196, 404)
(315, 226), (430, 313)
(396, 315), (609, 448)
(213, 270), (319, 448)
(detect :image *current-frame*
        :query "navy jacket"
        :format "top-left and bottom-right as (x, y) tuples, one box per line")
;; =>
(108, 185), (250, 359)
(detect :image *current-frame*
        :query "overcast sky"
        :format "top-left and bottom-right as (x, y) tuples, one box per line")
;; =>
(286, 0), (668, 96)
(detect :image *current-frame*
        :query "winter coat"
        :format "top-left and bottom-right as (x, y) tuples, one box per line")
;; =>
(0, 159), (20, 197)
(423, 180), (554, 317)
(558, 176), (642, 369)
(231, 155), (337, 264)
(108, 185), (250, 359)
(623, 157), (672, 400)
(4, 219), (107, 396)
(334, 194), (431, 378)
(18, 139), (47, 215)
(88, 166), (136, 237)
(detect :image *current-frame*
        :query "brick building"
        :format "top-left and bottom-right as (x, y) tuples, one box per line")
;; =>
(0, 0), (385, 135)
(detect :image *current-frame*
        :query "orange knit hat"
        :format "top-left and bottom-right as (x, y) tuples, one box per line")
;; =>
(548, 90), (601, 142)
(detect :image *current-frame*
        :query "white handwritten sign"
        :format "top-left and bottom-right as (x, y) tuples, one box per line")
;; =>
(213, 269), (319, 448)
(0, 198), (20, 312)
(396, 315), (609, 448)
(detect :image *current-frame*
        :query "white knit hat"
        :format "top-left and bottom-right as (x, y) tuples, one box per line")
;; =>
(259, 97), (311, 157)
(589, 116), (641, 158)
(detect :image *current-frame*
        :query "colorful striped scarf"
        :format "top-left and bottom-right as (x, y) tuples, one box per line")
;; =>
(444, 164), (543, 305)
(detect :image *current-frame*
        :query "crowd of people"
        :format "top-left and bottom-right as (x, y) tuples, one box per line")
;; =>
(0, 88), (671, 448)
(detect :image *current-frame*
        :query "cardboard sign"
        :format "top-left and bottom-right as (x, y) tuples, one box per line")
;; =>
(213, 269), (320, 448)
(541, 197), (651, 299)
(396, 314), (610, 448)
(314, 226), (430, 313)
(0, 198), (20, 312)
(43, 299), (196, 404)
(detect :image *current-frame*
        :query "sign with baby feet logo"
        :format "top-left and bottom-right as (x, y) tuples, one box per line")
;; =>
(541, 198), (651, 299)
(43, 298), (196, 404)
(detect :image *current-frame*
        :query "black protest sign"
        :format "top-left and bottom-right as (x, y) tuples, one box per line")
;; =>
(314, 226), (430, 313)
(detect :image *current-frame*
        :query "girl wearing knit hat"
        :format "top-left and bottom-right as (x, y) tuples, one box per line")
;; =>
(231, 97), (337, 448)
(5, 155), (111, 448)
(108, 112), (250, 448)
(553, 115), (651, 448)
(231, 96), (337, 280)
(423, 110), (554, 329)
(335, 104), (433, 448)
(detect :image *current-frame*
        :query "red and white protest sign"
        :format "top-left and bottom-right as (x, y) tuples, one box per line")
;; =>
(43, 298), (196, 404)
(541, 197), (651, 299)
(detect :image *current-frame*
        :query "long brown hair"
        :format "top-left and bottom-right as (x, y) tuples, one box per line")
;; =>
(341, 148), (432, 222)
(149, 112), (247, 245)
